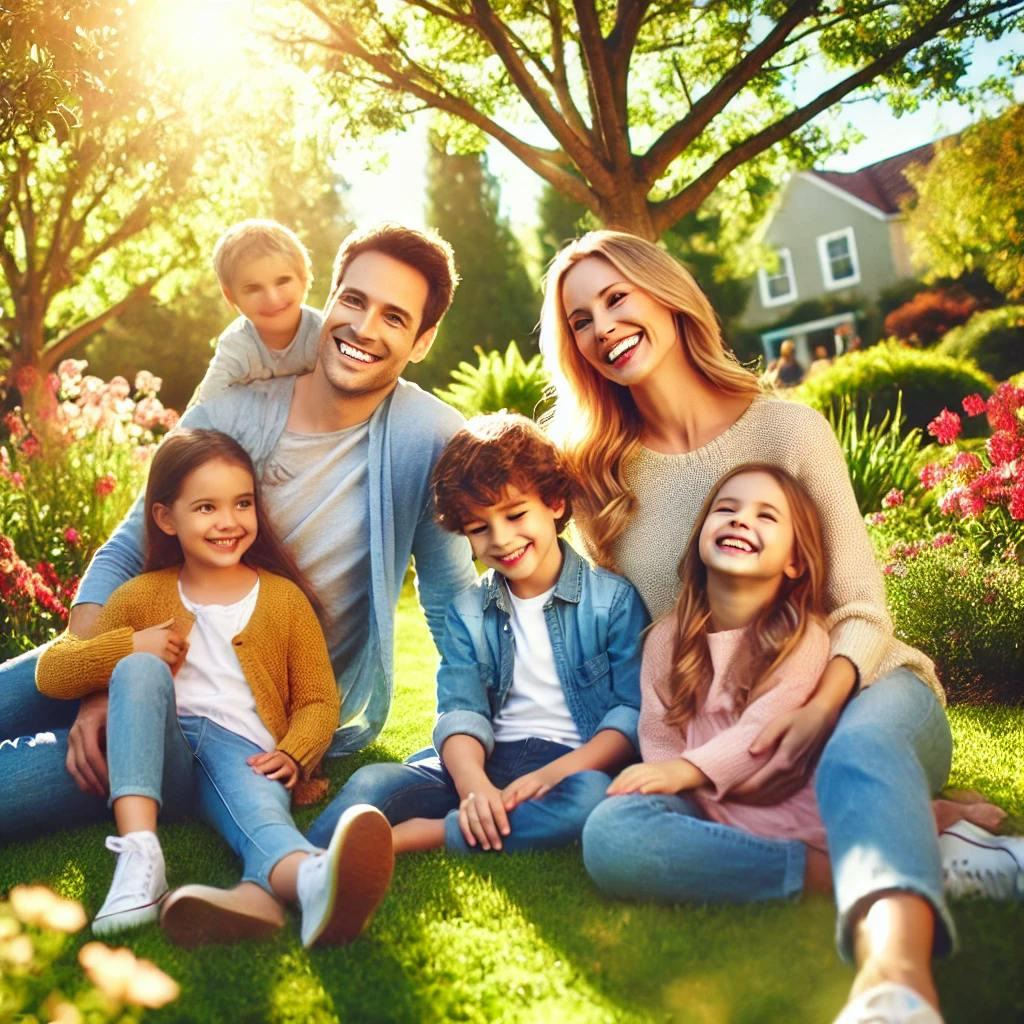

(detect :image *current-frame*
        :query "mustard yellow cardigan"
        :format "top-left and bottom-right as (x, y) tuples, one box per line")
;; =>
(36, 567), (340, 805)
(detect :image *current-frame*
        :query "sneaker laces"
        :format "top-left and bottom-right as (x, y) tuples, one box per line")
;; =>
(105, 834), (158, 900)
(942, 853), (1018, 900)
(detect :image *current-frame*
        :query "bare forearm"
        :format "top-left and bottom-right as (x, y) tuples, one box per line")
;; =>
(809, 656), (857, 721)
(440, 734), (491, 795)
(543, 730), (635, 781)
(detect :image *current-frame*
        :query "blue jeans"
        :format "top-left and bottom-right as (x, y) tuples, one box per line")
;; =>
(0, 644), (108, 839)
(106, 653), (316, 891)
(307, 737), (610, 854)
(582, 669), (954, 962)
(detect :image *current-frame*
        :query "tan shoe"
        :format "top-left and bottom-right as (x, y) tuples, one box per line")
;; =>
(160, 881), (285, 947)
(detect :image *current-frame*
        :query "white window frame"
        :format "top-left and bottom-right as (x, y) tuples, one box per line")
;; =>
(757, 248), (797, 308)
(817, 227), (860, 290)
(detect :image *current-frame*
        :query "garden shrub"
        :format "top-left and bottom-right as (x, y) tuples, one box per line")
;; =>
(793, 341), (994, 434)
(433, 340), (551, 419)
(935, 305), (1024, 382)
(882, 543), (1024, 705)
(883, 288), (978, 345)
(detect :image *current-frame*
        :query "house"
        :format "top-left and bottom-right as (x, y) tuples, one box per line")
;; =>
(743, 141), (938, 366)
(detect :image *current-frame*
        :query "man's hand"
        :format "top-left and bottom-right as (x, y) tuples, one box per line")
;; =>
(132, 619), (187, 666)
(248, 750), (299, 790)
(458, 781), (511, 851)
(608, 758), (706, 796)
(502, 764), (564, 811)
(66, 691), (109, 796)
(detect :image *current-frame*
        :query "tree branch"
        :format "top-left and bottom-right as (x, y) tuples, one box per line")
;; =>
(545, 0), (589, 138)
(640, 0), (820, 184)
(573, 0), (629, 169)
(650, 0), (976, 233)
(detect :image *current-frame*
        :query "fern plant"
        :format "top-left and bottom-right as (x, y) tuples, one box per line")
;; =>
(827, 394), (924, 514)
(433, 341), (551, 419)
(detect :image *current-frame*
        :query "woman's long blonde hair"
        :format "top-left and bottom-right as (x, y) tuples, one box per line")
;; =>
(662, 464), (827, 734)
(539, 231), (761, 569)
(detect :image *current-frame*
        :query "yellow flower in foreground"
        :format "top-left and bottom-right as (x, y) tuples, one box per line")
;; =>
(8, 885), (87, 933)
(79, 942), (180, 1008)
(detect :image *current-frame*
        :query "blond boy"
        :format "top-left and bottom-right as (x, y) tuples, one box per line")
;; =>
(192, 219), (322, 403)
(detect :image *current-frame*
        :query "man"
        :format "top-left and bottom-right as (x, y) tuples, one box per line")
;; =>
(0, 224), (477, 842)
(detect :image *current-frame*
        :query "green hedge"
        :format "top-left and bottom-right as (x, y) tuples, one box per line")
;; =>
(792, 341), (994, 435)
(935, 305), (1024, 382)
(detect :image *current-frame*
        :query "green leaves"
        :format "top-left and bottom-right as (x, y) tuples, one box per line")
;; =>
(433, 340), (551, 419)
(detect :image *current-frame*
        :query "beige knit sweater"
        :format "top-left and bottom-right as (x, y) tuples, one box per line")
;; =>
(577, 396), (942, 701)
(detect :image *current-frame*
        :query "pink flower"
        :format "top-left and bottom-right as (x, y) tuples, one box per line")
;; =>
(106, 376), (131, 400)
(919, 463), (947, 490)
(962, 393), (987, 416)
(64, 527), (81, 546)
(932, 533), (955, 548)
(951, 451), (983, 474)
(9, 471), (25, 489)
(927, 408), (962, 445)
(987, 431), (1022, 466)
(58, 358), (88, 382)
(3, 411), (26, 441)
(867, 512), (886, 526)
(986, 382), (1024, 432)
(20, 435), (41, 459)
(94, 474), (117, 497)
(134, 370), (163, 396)
(882, 563), (906, 577)
(1010, 484), (1024, 521)
(160, 408), (180, 431)
(882, 488), (904, 509)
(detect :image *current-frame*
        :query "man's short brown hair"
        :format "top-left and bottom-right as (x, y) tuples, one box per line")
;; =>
(432, 413), (576, 534)
(331, 223), (459, 335)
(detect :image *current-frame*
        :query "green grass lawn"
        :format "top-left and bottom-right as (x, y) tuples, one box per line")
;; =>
(2, 587), (1022, 1023)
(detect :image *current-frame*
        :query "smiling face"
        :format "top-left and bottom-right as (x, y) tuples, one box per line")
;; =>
(152, 457), (258, 574)
(224, 253), (307, 348)
(462, 485), (566, 599)
(697, 470), (801, 585)
(316, 250), (436, 406)
(560, 255), (687, 388)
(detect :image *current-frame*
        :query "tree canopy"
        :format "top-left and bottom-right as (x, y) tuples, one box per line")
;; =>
(282, 0), (1024, 239)
(904, 104), (1024, 300)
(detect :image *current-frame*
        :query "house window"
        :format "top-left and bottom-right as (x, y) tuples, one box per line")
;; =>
(817, 227), (860, 289)
(757, 248), (797, 308)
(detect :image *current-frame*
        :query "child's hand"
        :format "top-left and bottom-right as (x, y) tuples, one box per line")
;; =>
(132, 619), (187, 667)
(502, 765), (564, 811)
(458, 782), (511, 851)
(608, 759), (701, 796)
(248, 749), (299, 789)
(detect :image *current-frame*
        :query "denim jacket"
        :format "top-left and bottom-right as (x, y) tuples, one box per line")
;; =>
(432, 541), (650, 757)
(76, 377), (476, 756)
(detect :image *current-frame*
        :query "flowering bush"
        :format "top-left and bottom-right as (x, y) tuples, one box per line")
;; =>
(883, 288), (979, 346)
(1, 361), (179, 656)
(1, 884), (178, 1021)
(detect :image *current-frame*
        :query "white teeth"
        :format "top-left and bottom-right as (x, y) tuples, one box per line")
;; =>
(499, 545), (528, 562)
(607, 334), (641, 363)
(338, 340), (375, 363)
(719, 537), (754, 553)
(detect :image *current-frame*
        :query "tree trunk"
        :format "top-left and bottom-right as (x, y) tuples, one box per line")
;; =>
(595, 182), (658, 241)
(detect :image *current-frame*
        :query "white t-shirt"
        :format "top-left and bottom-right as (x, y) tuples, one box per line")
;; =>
(174, 579), (275, 752)
(491, 586), (582, 749)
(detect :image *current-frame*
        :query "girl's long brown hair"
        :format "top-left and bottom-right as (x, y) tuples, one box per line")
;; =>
(539, 231), (762, 570)
(143, 429), (323, 619)
(663, 464), (827, 733)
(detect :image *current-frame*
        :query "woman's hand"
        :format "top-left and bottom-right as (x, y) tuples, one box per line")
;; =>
(248, 749), (300, 789)
(458, 782), (511, 850)
(66, 691), (109, 796)
(607, 759), (705, 796)
(502, 764), (564, 811)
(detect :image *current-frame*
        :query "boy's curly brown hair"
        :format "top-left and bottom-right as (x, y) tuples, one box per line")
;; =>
(432, 413), (577, 534)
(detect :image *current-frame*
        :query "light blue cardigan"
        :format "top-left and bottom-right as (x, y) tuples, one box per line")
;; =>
(76, 377), (476, 756)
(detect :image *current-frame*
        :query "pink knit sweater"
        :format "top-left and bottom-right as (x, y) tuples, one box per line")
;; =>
(638, 616), (831, 850)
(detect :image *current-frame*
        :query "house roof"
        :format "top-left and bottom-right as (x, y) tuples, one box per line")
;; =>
(808, 140), (941, 215)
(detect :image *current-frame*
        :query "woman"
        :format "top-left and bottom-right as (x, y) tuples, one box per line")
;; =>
(538, 230), (961, 1024)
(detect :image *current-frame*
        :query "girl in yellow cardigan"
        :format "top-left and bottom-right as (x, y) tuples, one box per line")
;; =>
(36, 428), (392, 948)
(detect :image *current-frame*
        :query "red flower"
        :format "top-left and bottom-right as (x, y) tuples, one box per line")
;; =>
(962, 393), (987, 416)
(986, 431), (1022, 466)
(882, 488), (904, 508)
(867, 512), (886, 526)
(64, 527), (81, 546)
(919, 463), (946, 490)
(951, 451), (983, 475)
(932, 533), (955, 548)
(1010, 484), (1024, 521)
(20, 435), (41, 459)
(927, 408), (962, 445)
(94, 474), (117, 498)
(3, 411), (26, 441)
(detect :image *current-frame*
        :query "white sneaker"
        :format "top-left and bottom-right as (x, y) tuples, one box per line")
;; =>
(940, 820), (1024, 901)
(833, 982), (944, 1024)
(297, 804), (393, 948)
(92, 831), (168, 936)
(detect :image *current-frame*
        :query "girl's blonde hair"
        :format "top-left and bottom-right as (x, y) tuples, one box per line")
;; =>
(662, 463), (827, 734)
(539, 231), (761, 569)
